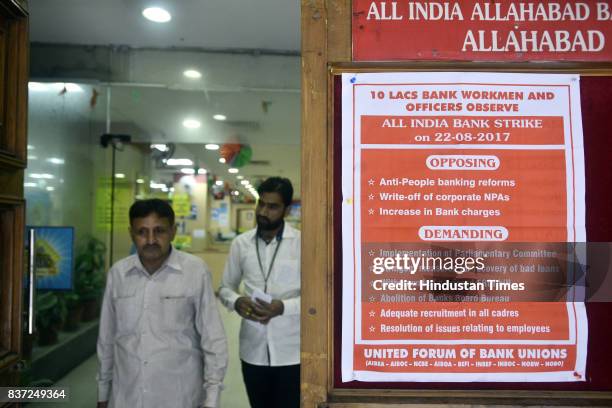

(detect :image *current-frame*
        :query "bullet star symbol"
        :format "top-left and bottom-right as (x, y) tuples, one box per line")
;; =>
(369, 310), (375, 317)
(368, 178), (375, 185)
(368, 250), (375, 256)
(368, 194), (374, 200)
(368, 208), (374, 215)
(369, 326), (375, 333)
(369, 296), (376, 302)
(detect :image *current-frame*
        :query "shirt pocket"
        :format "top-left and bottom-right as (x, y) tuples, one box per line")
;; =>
(273, 260), (300, 289)
(112, 291), (140, 333)
(160, 295), (193, 331)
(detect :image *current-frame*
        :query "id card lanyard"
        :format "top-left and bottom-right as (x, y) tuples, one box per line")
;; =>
(255, 234), (282, 293)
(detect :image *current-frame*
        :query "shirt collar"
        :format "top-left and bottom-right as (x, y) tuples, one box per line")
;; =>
(128, 246), (182, 276)
(256, 221), (290, 243)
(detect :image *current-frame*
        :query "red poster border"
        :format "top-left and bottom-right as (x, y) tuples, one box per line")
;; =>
(334, 74), (612, 391)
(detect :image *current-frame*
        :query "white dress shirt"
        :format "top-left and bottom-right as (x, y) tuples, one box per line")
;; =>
(218, 223), (301, 366)
(97, 249), (228, 408)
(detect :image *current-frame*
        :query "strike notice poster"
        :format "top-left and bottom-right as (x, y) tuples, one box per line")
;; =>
(341, 72), (587, 382)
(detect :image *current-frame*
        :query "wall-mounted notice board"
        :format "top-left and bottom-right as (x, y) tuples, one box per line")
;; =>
(332, 73), (612, 396)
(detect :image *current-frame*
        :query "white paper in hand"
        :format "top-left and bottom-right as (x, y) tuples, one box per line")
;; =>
(251, 288), (272, 304)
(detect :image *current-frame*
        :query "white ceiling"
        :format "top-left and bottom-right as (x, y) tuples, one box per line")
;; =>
(28, 0), (302, 197)
(29, 0), (300, 51)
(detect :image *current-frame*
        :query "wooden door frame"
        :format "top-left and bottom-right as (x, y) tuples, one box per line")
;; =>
(0, 0), (28, 390)
(300, 1), (612, 407)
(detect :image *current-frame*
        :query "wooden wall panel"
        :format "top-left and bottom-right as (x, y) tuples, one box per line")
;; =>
(301, 0), (330, 407)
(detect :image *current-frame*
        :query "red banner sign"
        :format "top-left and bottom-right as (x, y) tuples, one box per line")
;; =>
(353, 0), (612, 61)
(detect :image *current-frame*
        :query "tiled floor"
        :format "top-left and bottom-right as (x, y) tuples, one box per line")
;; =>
(28, 301), (249, 408)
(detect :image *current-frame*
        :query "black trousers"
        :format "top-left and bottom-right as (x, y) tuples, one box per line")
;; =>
(241, 360), (300, 408)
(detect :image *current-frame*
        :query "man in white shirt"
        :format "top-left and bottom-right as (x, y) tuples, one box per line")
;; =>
(219, 177), (300, 408)
(97, 199), (228, 408)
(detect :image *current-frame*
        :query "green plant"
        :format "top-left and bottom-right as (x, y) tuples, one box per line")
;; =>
(62, 291), (80, 309)
(35, 292), (66, 330)
(74, 237), (107, 302)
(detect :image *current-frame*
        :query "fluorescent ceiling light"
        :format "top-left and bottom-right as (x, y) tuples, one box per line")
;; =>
(236, 175), (244, 180)
(142, 7), (171, 23)
(204, 144), (219, 150)
(215, 180), (224, 186)
(228, 168), (239, 174)
(46, 186), (55, 192)
(218, 158), (226, 164)
(27, 145), (34, 150)
(28, 155), (37, 160)
(30, 173), (54, 179)
(150, 182), (166, 189)
(183, 69), (202, 79)
(24, 182), (37, 187)
(197, 168), (207, 175)
(166, 158), (193, 166)
(136, 178), (145, 184)
(65, 83), (83, 92)
(28, 82), (47, 91)
(47, 157), (65, 165)
(115, 173), (125, 179)
(180, 168), (195, 174)
(240, 180), (249, 185)
(182, 119), (201, 129)
(213, 114), (227, 121)
(151, 144), (169, 152)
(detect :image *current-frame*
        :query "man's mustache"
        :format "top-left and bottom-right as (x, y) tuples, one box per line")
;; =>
(143, 244), (161, 250)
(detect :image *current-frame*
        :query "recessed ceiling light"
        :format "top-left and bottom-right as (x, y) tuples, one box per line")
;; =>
(183, 69), (202, 79)
(228, 168), (239, 174)
(142, 7), (172, 23)
(197, 168), (207, 175)
(27, 145), (34, 150)
(215, 180), (224, 186)
(166, 158), (193, 166)
(182, 119), (201, 129)
(180, 168), (195, 174)
(232, 191), (240, 196)
(115, 173), (125, 179)
(205, 144), (219, 150)
(47, 157), (65, 165)
(218, 158), (226, 164)
(213, 114), (227, 121)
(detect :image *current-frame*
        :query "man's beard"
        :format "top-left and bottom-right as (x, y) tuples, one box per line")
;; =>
(256, 215), (283, 231)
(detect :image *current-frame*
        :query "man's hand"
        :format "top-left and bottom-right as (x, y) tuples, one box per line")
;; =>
(235, 296), (267, 322)
(235, 296), (284, 324)
(97, 402), (108, 408)
(253, 299), (284, 324)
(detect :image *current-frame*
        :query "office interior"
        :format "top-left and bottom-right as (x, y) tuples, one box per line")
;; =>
(22, 2), (300, 407)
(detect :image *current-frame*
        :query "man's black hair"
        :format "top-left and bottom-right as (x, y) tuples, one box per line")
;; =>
(257, 177), (294, 207)
(129, 198), (175, 225)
